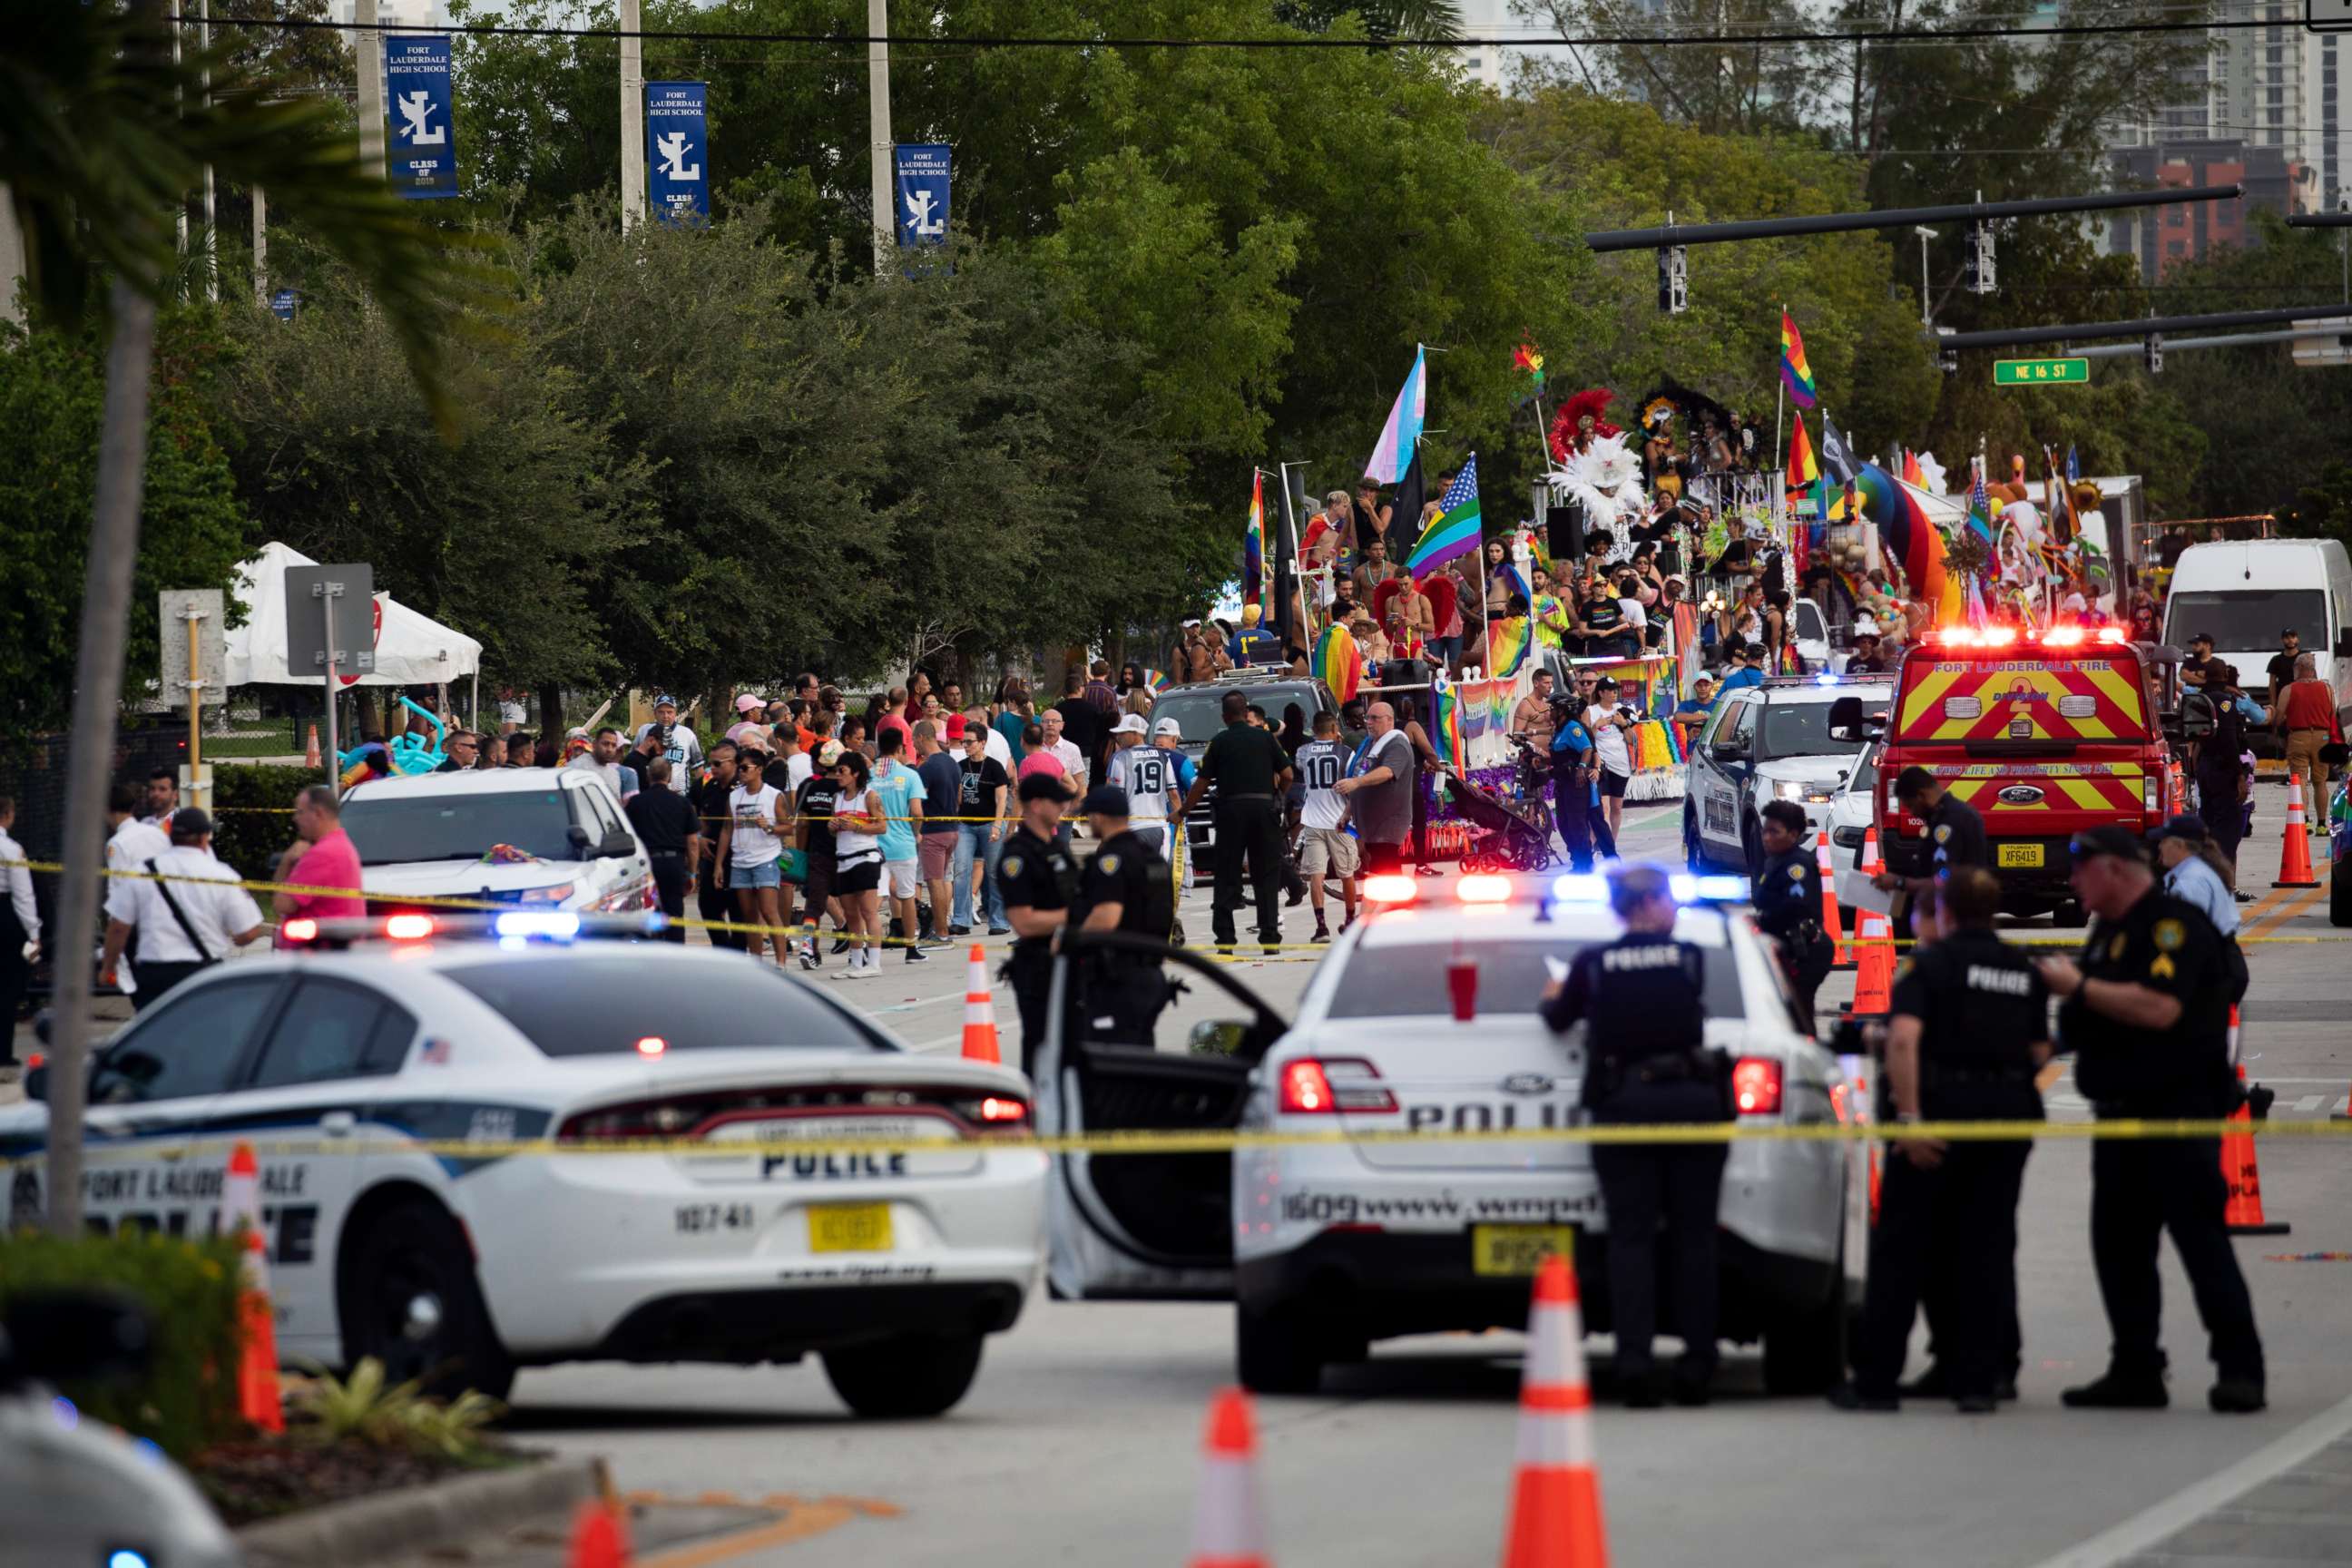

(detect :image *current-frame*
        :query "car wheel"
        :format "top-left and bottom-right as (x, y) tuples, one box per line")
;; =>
(344, 1198), (514, 1402)
(2332, 855), (2351, 928)
(1683, 808), (1709, 872)
(1761, 1286), (1847, 1396)
(822, 1332), (985, 1418)
(1236, 1301), (1323, 1395)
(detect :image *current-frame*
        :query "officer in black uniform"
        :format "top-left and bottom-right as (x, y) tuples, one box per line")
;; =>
(1540, 863), (1730, 1407)
(2034, 825), (2265, 1414)
(1752, 799), (1833, 1034)
(1066, 785), (1178, 1046)
(1178, 690), (1294, 954)
(1875, 765), (1988, 935)
(1830, 866), (2047, 1414)
(995, 771), (1080, 1076)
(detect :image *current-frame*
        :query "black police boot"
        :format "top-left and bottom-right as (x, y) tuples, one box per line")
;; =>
(1619, 1367), (1666, 1410)
(1825, 1381), (1898, 1413)
(2209, 1378), (2267, 1414)
(1955, 1394), (1998, 1415)
(1671, 1360), (1713, 1407)
(2061, 1368), (2169, 1409)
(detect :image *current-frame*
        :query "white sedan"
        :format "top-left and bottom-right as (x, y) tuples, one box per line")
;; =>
(339, 769), (653, 915)
(1032, 875), (1872, 1397)
(1, 916), (1044, 1418)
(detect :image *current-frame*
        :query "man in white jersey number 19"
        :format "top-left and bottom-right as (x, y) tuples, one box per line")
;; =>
(1104, 713), (1179, 856)
(1290, 710), (1358, 941)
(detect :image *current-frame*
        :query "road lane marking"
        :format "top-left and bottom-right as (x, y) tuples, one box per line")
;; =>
(2247, 884), (2326, 940)
(2025, 1390), (2352, 1568)
(630, 1494), (901, 1568)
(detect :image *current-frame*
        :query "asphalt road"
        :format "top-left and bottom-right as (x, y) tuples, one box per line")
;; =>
(491, 789), (2352, 1568)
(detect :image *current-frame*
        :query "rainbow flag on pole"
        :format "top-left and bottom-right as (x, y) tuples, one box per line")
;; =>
(1787, 415), (1819, 491)
(1242, 471), (1267, 613)
(1431, 673), (1465, 771)
(1780, 310), (1818, 407)
(1406, 453), (1481, 582)
(1311, 623), (1361, 704)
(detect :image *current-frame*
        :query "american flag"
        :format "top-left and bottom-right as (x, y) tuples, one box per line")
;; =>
(1437, 456), (1479, 516)
(1970, 458), (1991, 521)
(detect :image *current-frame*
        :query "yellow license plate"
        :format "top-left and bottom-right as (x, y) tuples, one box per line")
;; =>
(1472, 1225), (1575, 1278)
(807, 1203), (893, 1253)
(1997, 843), (2044, 868)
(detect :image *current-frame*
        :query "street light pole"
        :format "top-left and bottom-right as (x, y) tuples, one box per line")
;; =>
(1915, 225), (1937, 328)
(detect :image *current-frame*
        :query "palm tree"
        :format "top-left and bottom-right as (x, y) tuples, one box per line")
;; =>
(2, 0), (506, 1234)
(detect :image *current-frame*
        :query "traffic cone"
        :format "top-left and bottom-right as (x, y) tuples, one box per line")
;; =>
(2222, 1054), (2289, 1237)
(1501, 1252), (1608, 1568)
(962, 944), (1001, 1065)
(566, 1500), (631, 1568)
(1849, 910), (1895, 1016)
(1816, 828), (1850, 969)
(1188, 1388), (1270, 1568)
(2273, 773), (2318, 888)
(223, 1142), (284, 1435)
(304, 723), (322, 769)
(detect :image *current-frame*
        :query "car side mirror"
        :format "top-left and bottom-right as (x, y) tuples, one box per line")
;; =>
(1826, 695), (1866, 742)
(598, 831), (636, 859)
(1188, 1020), (1250, 1058)
(567, 825), (593, 849)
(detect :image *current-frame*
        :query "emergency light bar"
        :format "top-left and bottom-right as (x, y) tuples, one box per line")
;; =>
(1547, 873), (1748, 905)
(1925, 625), (2128, 650)
(280, 911), (669, 946)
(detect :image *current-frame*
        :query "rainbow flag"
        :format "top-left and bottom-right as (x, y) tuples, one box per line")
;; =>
(1787, 414), (1819, 490)
(1242, 472), (1267, 612)
(1779, 310), (1818, 408)
(1142, 669), (1171, 695)
(1407, 454), (1482, 581)
(1311, 622), (1361, 704)
(1431, 674), (1465, 771)
(1901, 448), (1926, 487)
(1487, 615), (1533, 678)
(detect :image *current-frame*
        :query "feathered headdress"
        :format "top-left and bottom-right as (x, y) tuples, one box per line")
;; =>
(1641, 395), (1677, 430)
(1548, 387), (1622, 461)
(1549, 432), (1646, 522)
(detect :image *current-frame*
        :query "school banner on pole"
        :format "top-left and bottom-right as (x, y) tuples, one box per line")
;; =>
(385, 35), (458, 198)
(893, 143), (950, 247)
(644, 82), (710, 222)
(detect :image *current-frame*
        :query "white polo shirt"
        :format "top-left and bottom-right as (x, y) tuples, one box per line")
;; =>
(103, 845), (265, 964)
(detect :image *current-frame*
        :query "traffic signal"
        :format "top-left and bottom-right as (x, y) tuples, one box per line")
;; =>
(1964, 220), (1996, 295)
(2144, 332), (2164, 375)
(1657, 245), (1689, 314)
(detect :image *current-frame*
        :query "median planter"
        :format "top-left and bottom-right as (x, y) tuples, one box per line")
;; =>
(230, 1455), (608, 1568)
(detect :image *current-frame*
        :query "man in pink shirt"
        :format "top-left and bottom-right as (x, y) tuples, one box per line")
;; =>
(271, 784), (365, 929)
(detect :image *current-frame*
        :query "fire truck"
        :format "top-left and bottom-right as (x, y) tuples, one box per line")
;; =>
(1832, 625), (2187, 917)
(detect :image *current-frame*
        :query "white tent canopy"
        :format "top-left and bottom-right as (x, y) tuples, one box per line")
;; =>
(223, 541), (482, 688)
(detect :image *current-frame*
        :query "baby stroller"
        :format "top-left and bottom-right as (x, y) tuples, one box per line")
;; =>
(1445, 769), (1556, 873)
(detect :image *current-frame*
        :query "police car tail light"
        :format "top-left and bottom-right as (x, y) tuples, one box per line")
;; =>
(1731, 1057), (1782, 1116)
(280, 917), (318, 945)
(1279, 1058), (1396, 1114)
(1362, 874), (1416, 906)
(383, 914), (436, 940)
(1455, 874), (1512, 904)
(975, 1094), (1029, 1125)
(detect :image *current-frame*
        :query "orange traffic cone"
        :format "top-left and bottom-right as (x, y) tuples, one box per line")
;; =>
(223, 1142), (283, 1435)
(1502, 1252), (1607, 1568)
(304, 723), (322, 769)
(1815, 828), (1850, 969)
(962, 945), (1001, 1065)
(1849, 910), (1895, 1016)
(2274, 773), (2318, 888)
(1188, 1388), (1270, 1568)
(2222, 1050), (2288, 1237)
(567, 1500), (631, 1568)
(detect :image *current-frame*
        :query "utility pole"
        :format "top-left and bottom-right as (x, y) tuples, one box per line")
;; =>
(201, 0), (216, 302)
(0, 182), (24, 326)
(251, 186), (267, 308)
(620, 0), (644, 230)
(1915, 225), (1937, 328)
(867, 0), (894, 277)
(355, 0), (386, 180)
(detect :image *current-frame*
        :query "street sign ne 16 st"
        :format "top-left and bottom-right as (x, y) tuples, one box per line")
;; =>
(1994, 358), (2090, 386)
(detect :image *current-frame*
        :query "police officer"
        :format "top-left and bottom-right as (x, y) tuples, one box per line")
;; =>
(995, 771), (1080, 1076)
(2034, 826), (2266, 1414)
(1548, 691), (1599, 872)
(1177, 690), (1293, 954)
(1830, 867), (2047, 1414)
(1540, 863), (1729, 1407)
(1874, 765), (1987, 934)
(1752, 799), (1833, 1034)
(1066, 785), (1178, 1045)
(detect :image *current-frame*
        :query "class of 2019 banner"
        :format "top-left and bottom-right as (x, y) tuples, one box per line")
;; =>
(385, 35), (458, 199)
(645, 81), (710, 221)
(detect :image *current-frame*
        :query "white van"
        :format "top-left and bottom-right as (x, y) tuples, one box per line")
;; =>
(2162, 538), (2352, 726)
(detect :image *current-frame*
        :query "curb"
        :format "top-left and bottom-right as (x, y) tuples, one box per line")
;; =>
(236, 1455), (610, 1567)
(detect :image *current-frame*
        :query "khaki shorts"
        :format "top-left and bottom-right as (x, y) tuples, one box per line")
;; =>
(1298, 826), (1360, 878)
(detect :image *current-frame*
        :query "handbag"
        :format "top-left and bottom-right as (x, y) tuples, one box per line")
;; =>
(778, 847), (808, 886)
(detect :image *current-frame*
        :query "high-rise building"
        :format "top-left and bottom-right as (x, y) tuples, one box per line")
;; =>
(1453, 0), (1540, 92)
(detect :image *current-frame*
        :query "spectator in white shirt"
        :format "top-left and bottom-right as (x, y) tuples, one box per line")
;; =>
(141, 769), (180, 829)
(0, 794), (39, 1070)
(106, 781), (172, 876)
(1040, 708), (1088, 796)
(98, 810), (266, 1011)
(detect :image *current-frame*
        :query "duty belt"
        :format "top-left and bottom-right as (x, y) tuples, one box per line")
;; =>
(1217, 793), (1276, 802)
(1622, 1050), (1710, 1083)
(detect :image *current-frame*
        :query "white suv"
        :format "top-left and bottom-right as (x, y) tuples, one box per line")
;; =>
(338, 769), (652, 915)
(1682, 676), (1893, 877)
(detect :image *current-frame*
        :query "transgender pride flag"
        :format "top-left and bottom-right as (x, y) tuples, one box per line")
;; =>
(1363, 346), (1427, 485)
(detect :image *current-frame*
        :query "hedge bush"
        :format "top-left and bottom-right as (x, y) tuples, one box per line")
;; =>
(209, 762), (318, 883)
(0, 1229), (250, 1460)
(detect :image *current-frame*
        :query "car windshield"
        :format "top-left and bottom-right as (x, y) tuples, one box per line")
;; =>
(1152, 684), (1322, 744)
(341, 789), (581, 867)
(438, 957), (892, 1055)
(1327, 936), (1745, 1019)
(1759, 701), (1872, 760)
(2162, 589), (2329, 657)
(1794, 601), (1827, 643)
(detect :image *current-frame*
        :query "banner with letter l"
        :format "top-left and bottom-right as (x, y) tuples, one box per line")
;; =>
(893, 143), (950, 248)
(385, 34), (458, 198)
(645, 81), (710, 221)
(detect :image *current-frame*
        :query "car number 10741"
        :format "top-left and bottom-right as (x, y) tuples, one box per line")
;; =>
(675, 1203), (756, 1234)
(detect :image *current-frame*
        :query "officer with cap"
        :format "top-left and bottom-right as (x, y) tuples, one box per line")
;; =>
(1178, 690), (1294, 955)
(1540, 863), (1730, 1407)
(1067, 785), (1178, 1044)
(2034, 825), (2265, 1414)
(995, 771), (1081, 1074)
(1830, 866), (2048, 1414)
(1752, 799), (1833, 1034)
(1548, 690), (1600, 872)
(1875, 765), (1987, 932)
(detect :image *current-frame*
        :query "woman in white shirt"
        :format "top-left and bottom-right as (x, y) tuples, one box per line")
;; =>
(1585, 675), (1636, 842)
(828, 750), (888, 977)
(715, 750), (789, 966)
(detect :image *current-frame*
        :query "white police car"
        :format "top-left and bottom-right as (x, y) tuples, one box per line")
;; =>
(1684, 675), (1894, 876)
(341, 769), (652, 915)
(1032, 876), (1870, 1396)
(2, 915), (1044, 1418)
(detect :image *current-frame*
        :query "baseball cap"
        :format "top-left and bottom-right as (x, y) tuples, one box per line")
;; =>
(1153, 717), (1182, 738)
(2069, 824), (2148, 865)
(654, 693), (677, 708)
(735, 693), (764, 713)
(2151, 813), (2210, 846)
(1017, 771), (1073, 804)
(167, 808), (213, 840)
(1112, 712), (1147, 735)
(1081, 785), (1131, 817)
(2190, 631), (2214, 644)
(946, 715), (970, 741)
